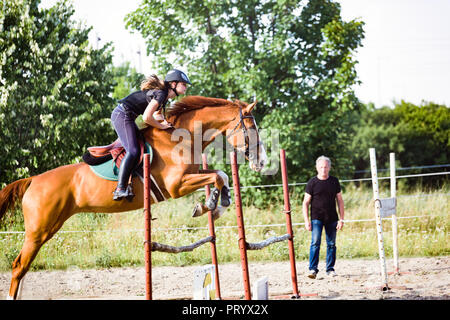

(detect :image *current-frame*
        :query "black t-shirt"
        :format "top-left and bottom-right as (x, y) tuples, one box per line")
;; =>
(119, 89), (168, 116)
(305, 176), (341, 223)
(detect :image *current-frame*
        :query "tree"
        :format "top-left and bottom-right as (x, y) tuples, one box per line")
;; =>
(0, 0), (116, 186)
(111, 62), (148, 129)
(112, 62), (144, 101)
(351, 101), (450, 176)
(254, 1), (365, 196)
(126, 0), (364, 204)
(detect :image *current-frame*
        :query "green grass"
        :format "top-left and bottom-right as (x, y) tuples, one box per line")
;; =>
(0, 185), (448, 272)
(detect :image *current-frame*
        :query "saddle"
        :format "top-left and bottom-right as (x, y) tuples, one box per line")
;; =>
(82, 140), (166, 203)
(82, 138), (145, 168)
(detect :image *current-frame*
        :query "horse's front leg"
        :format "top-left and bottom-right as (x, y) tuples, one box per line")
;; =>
(178, 170), (231, 220)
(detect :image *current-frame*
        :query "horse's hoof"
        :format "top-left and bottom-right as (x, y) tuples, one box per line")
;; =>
(212, 206), (227, 221)
(206, 188), (220, 210)
(192, 203), (203, 218)
(220, 186), (231, 207)
(220, 198), (230, 207)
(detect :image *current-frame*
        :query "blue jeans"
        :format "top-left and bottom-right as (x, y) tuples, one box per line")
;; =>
(309, 220), (337, 273)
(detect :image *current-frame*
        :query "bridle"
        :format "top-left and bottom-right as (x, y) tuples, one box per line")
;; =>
(225, 108), (261, 160)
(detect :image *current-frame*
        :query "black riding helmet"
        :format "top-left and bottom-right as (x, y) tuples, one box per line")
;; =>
(164, 69), (191, 97)
(165, 69), (191, 85)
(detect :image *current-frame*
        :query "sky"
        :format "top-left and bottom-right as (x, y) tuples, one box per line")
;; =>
(39, 0), (450, 108)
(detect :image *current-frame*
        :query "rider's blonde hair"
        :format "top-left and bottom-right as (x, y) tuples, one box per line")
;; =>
(140, 74), (166, 91)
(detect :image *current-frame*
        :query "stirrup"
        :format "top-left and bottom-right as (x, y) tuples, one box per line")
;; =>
(113, 185), (135, 202)
(125, 184), (135, 202)
(113, 187), (128, 201)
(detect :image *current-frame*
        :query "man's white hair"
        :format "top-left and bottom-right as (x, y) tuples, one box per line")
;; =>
(316, 155), (331, 167)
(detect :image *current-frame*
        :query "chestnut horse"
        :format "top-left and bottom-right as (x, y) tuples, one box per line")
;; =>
(0, 96), (267, 299)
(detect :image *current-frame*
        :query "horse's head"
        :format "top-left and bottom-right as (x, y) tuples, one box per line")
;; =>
(163, 96), (267, 171)
(226, 101), (268, 172)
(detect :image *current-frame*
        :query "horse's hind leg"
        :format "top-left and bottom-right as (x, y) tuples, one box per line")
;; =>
(8, 200), (71, 299)
(8, 233), (47, 299)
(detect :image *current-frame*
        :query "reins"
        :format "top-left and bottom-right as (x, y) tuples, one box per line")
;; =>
(225, 108), (261, 160)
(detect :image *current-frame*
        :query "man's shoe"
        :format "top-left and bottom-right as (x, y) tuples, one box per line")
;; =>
(326, 270), (337, 277)
(307, 270), (317, 279)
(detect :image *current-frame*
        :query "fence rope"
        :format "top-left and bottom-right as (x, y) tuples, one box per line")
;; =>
(354, 163), (450, 173)
(0, 214), (441, 235)
(240, 171), (449, 189)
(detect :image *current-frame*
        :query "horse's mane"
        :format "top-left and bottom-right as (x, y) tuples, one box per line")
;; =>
(140, 95), (249, 133)
(166, 96), (239, 117)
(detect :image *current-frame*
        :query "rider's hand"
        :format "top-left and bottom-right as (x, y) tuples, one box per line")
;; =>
(160, 120), (173, 129)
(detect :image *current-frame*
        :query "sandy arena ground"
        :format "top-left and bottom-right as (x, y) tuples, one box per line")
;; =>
(1, 256), (448, 300)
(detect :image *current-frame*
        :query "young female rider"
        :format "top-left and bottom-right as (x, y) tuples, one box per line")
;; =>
(111, 69), (191, 201)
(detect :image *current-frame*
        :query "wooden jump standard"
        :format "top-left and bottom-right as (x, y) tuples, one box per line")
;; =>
(143, 153), (221, 300)
(230, 149), (300, 299)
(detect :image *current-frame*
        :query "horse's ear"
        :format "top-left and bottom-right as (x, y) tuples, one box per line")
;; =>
(243, 101), (257, 114)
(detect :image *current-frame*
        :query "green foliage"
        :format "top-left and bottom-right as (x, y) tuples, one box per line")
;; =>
(126, 0), (365, 204)
(0, 0), (116, 186)
(351, 101), (450, 185)
(112, 62), (144, 101)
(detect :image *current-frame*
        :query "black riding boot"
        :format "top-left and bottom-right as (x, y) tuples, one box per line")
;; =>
(113, 153), (137, 201)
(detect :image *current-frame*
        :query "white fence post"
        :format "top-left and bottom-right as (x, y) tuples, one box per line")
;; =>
(390, 153), (400, 274)
(369, 148), (389, 290)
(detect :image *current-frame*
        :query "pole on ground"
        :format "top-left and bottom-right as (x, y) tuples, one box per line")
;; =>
(390, 153), (399, 274)
(143, 153), (152, 300)
(202, 153), (222, 300)
(279, 149), (300, 298)
(369, 148), (389, 291)
(230, 151), (252, 300)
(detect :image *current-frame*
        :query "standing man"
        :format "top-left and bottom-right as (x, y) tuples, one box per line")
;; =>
(303, 156), (345, 278)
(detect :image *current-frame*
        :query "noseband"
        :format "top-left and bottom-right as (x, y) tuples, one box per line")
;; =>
(226, 108), (261, 160)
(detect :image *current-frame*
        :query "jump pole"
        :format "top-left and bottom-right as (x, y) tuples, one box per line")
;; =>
(279, 149), (300, 298)
(201, 153), (222, 299)
(143, 153), (152, 300)
(230, 150), (311, 299)
(230, 151), (252, 300)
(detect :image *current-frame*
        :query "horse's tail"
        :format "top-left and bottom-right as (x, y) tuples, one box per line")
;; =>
(0, 178), (33, 222)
